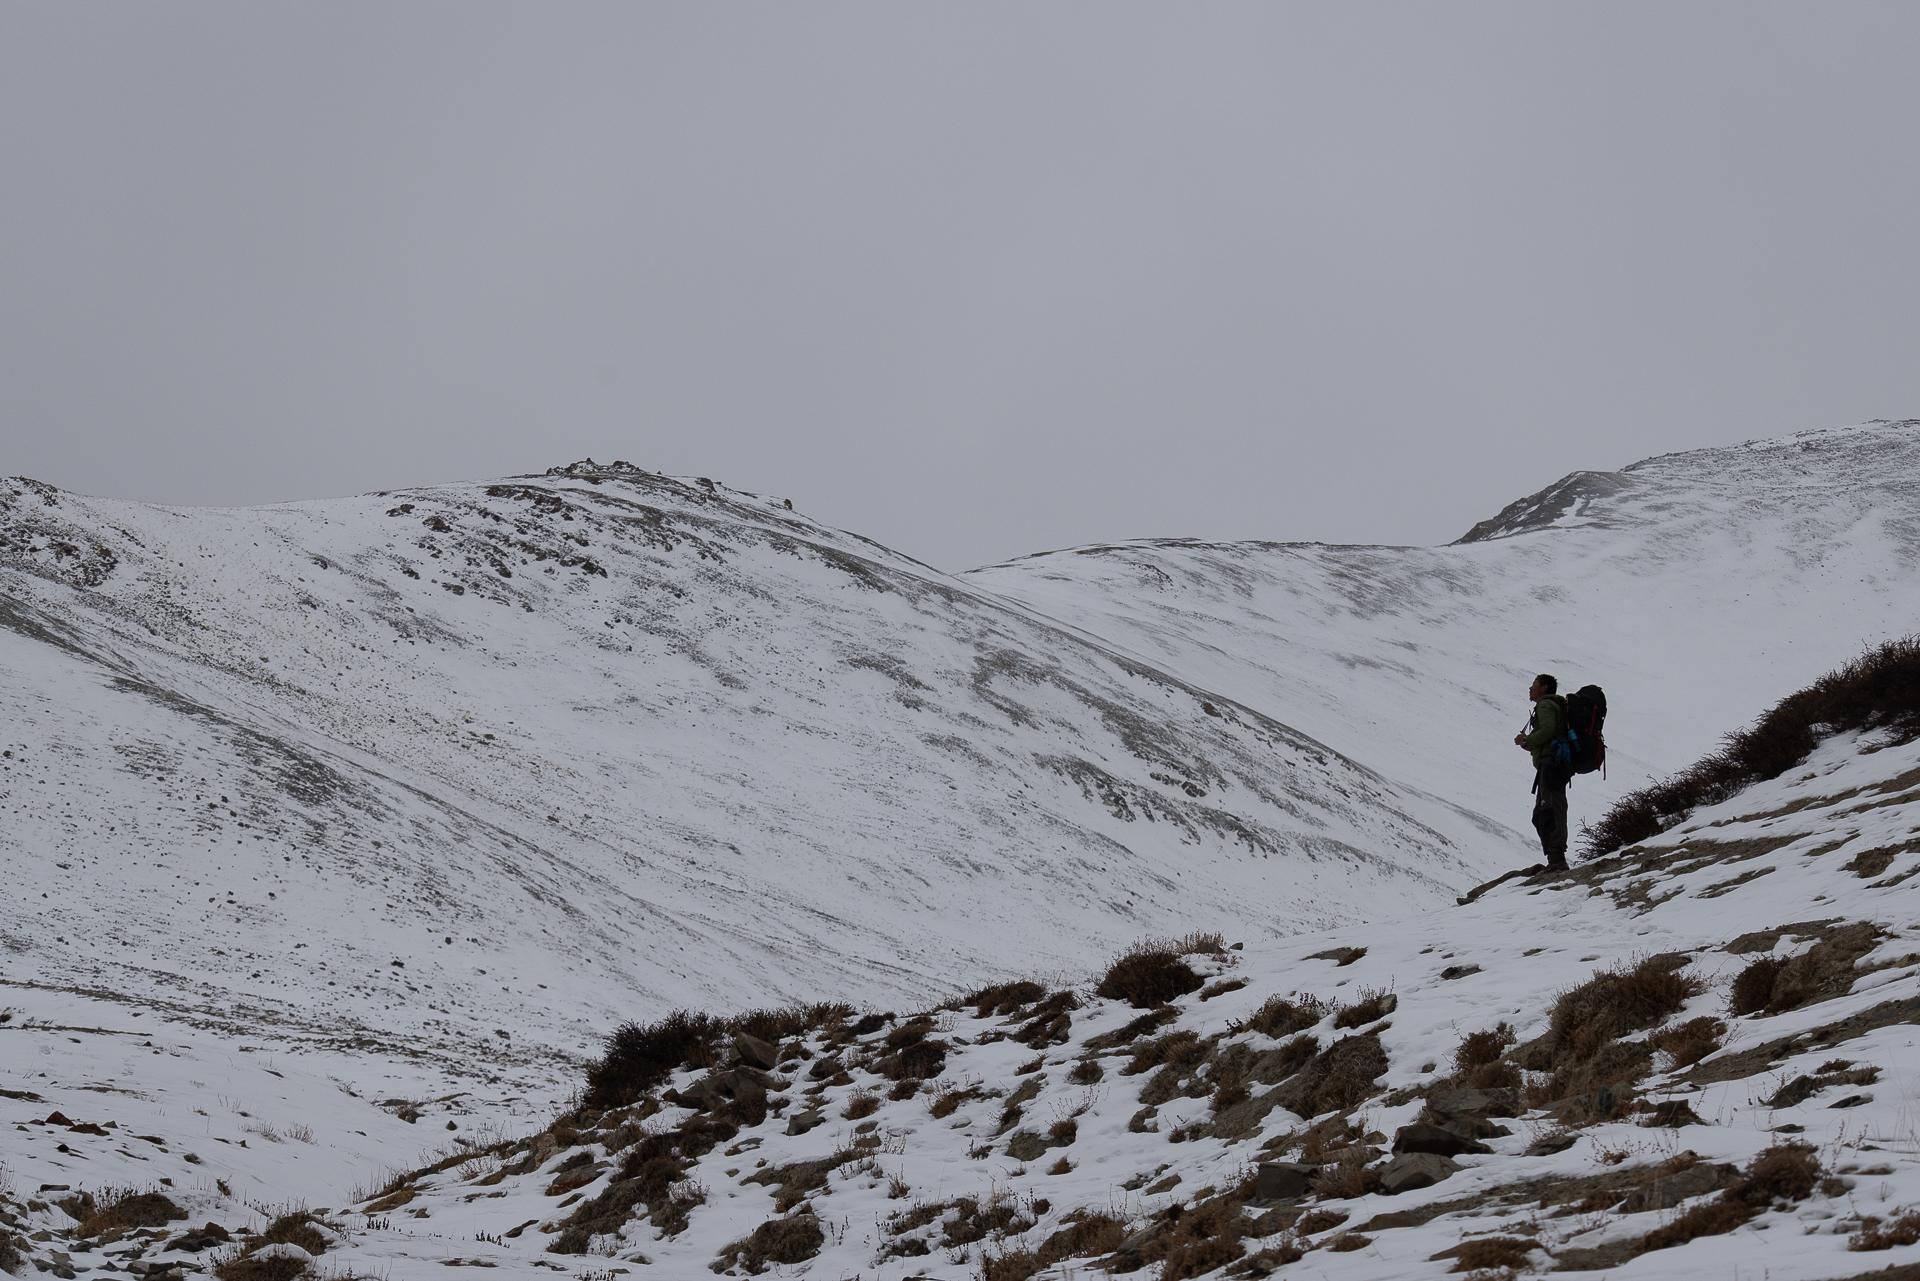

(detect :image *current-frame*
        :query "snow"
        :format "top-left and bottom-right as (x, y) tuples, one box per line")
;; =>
(2, 422), (1918, 1278)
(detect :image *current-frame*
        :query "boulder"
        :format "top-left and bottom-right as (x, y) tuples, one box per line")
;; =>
(1252, 1162), (1315, 1203)
(1391, 1123), (1490, 1157)
(732, 1032), (779, 1071)
(1377, 1153), (1460, 1196)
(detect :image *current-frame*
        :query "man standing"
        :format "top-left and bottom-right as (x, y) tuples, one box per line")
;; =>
(1514, 673), (1569, 871)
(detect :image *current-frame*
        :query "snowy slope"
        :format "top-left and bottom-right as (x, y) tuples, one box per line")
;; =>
(8, 707), (1918, 1280)
(0, 462), (1506, 1069)
(966, 419), (1920, 845)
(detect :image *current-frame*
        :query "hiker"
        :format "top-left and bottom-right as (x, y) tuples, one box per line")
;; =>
(1514, 673), (1569, 871)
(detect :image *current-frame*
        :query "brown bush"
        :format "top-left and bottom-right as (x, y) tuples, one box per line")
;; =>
(715, 1213), (824, 1274)
(1638, 1198), (1754, 1251)
(1248, 994), (1327, 1039)
(74, 1189), (186, 1238)
(212, 1256), (313, 1281)
(1545, 955), (1699, 1065)
(1585, 635), (1920, 858)
(1278, 1034), (1387, 1119)
(964, 980), (1048, 1018)
(585, 1010), (726, 1109)
(1446, 1235), (1536, 1271)
(1650, 1016), (1725, 1067)
(1334, 988), (1397, 1029)
(257, 1212), (329, 1256)
(1097, 942), (1205, 1009)
(1850, 1210), (1920, 1250)
(1729, 1143), (1820, 1207)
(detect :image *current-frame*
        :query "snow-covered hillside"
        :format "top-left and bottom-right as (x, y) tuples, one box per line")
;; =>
(7, 664), (1919, 1280)
(968, 419), (1920, 841)
(0, 460), (1504, 1070)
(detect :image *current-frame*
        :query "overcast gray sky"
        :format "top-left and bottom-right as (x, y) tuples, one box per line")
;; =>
(2, 3), (1916, 569)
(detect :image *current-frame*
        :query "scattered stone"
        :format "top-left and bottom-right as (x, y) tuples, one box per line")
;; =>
(1252, 1163), (1315, 1203)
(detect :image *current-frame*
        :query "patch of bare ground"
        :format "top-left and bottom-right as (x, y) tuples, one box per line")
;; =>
(1728, 922), (1884, 1016)
(713, 1212), (823, 1274)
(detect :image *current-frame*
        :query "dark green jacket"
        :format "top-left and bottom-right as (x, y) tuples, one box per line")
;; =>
(1523, 694), (1567, 768)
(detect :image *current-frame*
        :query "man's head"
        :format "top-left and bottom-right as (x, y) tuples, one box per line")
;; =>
(1530, 673), (1558, 701)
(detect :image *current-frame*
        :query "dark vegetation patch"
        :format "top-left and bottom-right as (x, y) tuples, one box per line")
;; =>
(1851, 1210), (1920, 1251)
(1333, 988), (1397, 1029)
(714, 1212), (824, 1274)
(1520, 954), (1699, 1118)
(70, 1189), (186, 1238)
(1097, 940), (1207, 1009)
(1245, 994), (1326, 1040)
(1585, 635), (1920, 858)
(980, 1211), (1128, 1281)
(1650, 1017), (1726, 1068)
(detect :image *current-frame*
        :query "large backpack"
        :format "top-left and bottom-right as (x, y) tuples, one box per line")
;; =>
(1563, 685), (1608, 777)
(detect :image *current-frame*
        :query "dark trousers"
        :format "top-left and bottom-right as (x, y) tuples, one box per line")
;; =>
(1532, 771), (1569, 867)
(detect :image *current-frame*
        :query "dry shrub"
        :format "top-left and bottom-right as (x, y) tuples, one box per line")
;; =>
(1850, 1210), (1920, 1250)
(1729, 957), (1786, 1016)
(1127, 1029), (1209, 1077)
(256, 1212), (329, 1256)
(1098, 941), (1205, 1009)
(1068, 1058), (1103, 1085)
(1650, 1016), (1725, 1067)
(74, 1189), (186, 1238)
(1334, 988), (1397, 1029)
(585, 1010), (726, 1109)
(1547, 955), (1699, 1064)
(1638, 1197), (1753, 1251)
(1087, 1006), (1180, 1050)
(1277, 1034), (1387, 1119)
(1447, 1236), (1536, 1271)
(212, 1256), (312, 1281)
(1585, 635), (1920, 858)
(1141, 1196), (1247, 1280)
(715, 1212), (824, 1274)
(1729, 1143), (1820, 1207)
(981, 1211), (1127, 1281)
(1248, 994), (1326, 1039)
(965, 980), (1048, 1018)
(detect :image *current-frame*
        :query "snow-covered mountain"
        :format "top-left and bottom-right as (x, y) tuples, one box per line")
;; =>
(968, 419), (1920, 840)
(6, 645), (1919, 1281)
(0, 460), (1503, 1071)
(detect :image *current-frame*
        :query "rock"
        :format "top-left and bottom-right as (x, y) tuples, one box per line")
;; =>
(1392, 1123), (1490, 1157)
(1617, 1161), (1738, 1213)
(1526, 1130), (1579, 1156)
(167, 1222), (232, 1252)
(1426, 1085), (1521, 1119)
(1377, 1153), (1460, 1195)
(732, 1032), (779, 1071)
(1252, 1162), (1315, 1203)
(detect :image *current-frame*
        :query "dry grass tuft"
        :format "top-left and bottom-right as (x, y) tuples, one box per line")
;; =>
(1247, 994), (1327, 1040)
(1650, 1017), (1725, 1067)
(1334, 988), (1397, 1029)
(714, 1212), (824, 1274)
